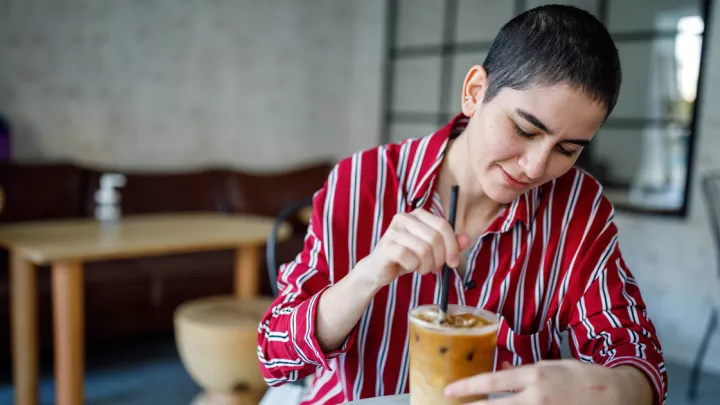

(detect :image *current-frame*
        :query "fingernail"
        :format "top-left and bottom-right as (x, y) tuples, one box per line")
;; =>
(449, 256), (459, 267)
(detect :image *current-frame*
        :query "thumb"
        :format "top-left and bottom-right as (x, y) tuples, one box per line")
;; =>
(456, 233), (471, 251)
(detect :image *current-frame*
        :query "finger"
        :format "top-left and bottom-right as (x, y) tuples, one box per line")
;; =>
(384, 239), (421, 274)
(501, 361), (513, 370)
(390, 228), (436, 274)
(444, 367), (535, 397)
(411, 209), (462, 267)
(457, 233), (472, 251)
(394, 213), (445, 270)
(459, 392), (525, 405)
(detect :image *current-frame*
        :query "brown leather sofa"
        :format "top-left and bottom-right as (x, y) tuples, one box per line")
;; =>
(0, 160), (333, 369)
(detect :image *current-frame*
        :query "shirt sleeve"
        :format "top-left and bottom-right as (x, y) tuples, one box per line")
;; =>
(566, 236), (667, 405)
(256, 167), (359, 387)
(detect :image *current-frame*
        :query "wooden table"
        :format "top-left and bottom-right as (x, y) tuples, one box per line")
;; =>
(299, 206), (313, 225)
(0, 212), (290, 405)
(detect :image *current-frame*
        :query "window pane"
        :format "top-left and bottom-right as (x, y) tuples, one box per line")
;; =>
(389, 122), (439, 144)
(524, 0), (599, 16)
(455, 0), (514, 43)
(612, 38), (700, 124)
(391, 56), (443, 113)
(588, 128), (646, 186)
(396, 0), (445, 47)
(587, 125), (689, 211)
(446, 51), (488, 115)
(614, 40), (665, 119)
(607, 0), (703, 33)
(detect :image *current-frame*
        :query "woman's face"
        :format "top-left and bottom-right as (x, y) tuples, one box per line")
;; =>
(461, 66), (607, 205)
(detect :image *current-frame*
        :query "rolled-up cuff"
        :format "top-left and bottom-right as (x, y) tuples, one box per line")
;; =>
(605, 356), (664, 405)
(290, 285), (358, 370)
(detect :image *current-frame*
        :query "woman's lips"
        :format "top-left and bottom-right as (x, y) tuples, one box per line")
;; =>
(501, 168), (529, 189)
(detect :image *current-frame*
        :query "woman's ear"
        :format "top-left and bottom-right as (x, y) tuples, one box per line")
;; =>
(461, 65), (488, 117)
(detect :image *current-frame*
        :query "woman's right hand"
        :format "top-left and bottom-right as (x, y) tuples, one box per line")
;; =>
(315, 208), (471, 352)
(358, 208), (471, 289)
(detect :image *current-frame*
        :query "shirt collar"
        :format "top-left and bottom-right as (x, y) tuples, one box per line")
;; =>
(405, 113), (540, 232)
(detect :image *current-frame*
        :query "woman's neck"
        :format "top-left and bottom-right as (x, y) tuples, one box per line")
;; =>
(435, 131), (505, 235)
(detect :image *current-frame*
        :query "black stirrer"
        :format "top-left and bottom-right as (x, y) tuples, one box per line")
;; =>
(439, 184), (459, 318)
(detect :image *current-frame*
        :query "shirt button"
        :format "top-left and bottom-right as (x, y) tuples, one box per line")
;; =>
(464, 280), (476, 290)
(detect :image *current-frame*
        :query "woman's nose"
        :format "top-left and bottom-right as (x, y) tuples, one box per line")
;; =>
(518, 147), (550, 180)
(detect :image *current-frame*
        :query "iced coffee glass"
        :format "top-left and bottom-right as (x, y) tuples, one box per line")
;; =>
(408, 304), (499, 405)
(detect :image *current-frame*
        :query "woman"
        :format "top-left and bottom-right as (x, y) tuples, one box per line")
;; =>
(258, 5), (665, 405)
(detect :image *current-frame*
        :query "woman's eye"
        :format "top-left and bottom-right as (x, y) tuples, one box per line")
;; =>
(556, 144), (574, 157)
(513, 121), (577, 157)
(512, 122), (533, 138)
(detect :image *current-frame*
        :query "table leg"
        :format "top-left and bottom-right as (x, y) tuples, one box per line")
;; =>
(234, 245), (260, 299)
(10, 251), (38, 405)
(52, 260), (84, 405)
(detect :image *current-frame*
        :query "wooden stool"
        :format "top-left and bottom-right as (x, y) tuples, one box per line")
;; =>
(174, 296), (274, 405)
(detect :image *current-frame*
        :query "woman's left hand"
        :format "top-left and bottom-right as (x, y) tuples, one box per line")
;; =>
(444, 359), (653, 405)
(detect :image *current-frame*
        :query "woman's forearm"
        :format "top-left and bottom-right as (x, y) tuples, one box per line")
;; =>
(614, 366), (655, 405)
(315, 259), (382, 352)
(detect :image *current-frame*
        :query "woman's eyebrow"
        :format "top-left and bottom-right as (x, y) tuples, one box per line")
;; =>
(515, 108), (591, 146)
(564, 139), (590, 146)
(516, 108), (554, 134)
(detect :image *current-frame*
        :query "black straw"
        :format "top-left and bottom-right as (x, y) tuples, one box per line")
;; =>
(439, 185), (459, 316)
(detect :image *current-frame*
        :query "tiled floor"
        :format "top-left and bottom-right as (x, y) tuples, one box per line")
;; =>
(0, 334), (719, 405)
(0, 335), (200, 405)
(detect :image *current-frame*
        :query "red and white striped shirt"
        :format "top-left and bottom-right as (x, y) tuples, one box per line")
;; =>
(257, 114), (667, 405)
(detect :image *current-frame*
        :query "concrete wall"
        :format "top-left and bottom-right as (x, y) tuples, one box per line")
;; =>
(0, 0), (384, 171)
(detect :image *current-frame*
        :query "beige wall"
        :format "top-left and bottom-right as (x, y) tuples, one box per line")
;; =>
(3, 0), (720, 375)
(0, 0), (384, 171)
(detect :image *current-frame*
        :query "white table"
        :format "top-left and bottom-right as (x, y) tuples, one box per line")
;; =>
(346, 394), (409, 405)
(345, 392), (511, 404)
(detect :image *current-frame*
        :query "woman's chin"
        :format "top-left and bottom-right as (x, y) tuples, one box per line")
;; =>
(485, 183), (526, 205)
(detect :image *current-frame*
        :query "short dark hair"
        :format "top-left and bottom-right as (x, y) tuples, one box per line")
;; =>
(482, 5), (622, 118)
